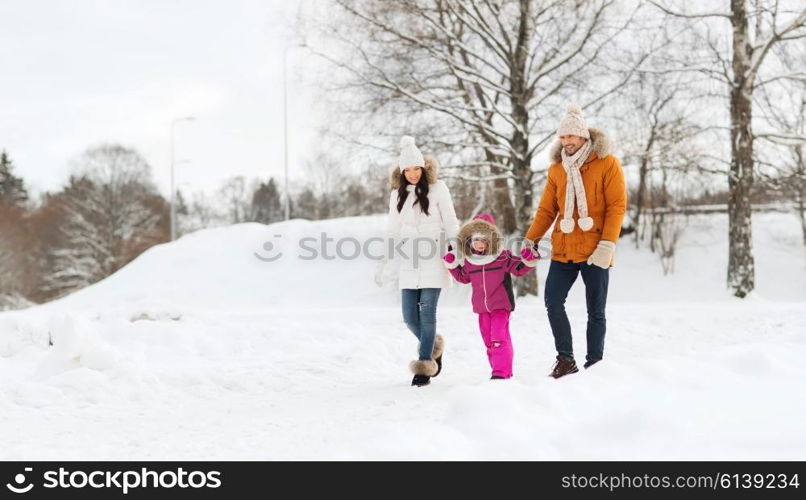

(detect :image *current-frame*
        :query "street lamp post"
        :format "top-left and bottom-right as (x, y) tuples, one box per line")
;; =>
(170, 116), (196, 241)
(283, 43), (306, 221)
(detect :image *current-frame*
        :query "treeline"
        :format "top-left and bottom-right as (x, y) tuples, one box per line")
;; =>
(0, 144), (387, 309)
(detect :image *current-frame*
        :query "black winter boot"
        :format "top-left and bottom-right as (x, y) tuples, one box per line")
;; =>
(411, 374), (431, 387)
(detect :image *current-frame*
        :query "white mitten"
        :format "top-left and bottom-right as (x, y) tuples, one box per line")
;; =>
(587, 240), (615, 269)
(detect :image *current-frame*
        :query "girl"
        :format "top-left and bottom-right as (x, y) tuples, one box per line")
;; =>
(443, 214), (539, 379)
(375, 136), (460, 387)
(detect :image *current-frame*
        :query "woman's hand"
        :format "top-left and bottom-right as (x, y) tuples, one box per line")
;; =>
(443, 252), (455, 264)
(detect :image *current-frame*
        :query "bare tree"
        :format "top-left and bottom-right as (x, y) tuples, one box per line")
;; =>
(291, 157), (387, 220)
(219, 176), (252, 224)
(316, 0), (645, 294)
(44, 145), (167, 298)
(650, 212), (687, 275)
(70, 144), (165, 258)
(646, 164), (690, 275)
(755, 44), (806, 245)
(614, 68), (718, 250)
(650, 0), (806, 297)
(622, 79), (681, 245)
(180, 190), (228, 233)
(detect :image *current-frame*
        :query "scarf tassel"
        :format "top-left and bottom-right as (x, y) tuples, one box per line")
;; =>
(560, 218), (575, 233)
(559, 216), (594, 233)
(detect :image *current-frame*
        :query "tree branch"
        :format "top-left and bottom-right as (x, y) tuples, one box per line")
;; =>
(647, 0), (730, 19)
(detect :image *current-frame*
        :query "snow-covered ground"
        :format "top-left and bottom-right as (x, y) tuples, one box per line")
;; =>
(1, 212), (804, 460)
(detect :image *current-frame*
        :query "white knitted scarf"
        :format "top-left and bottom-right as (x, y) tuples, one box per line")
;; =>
(559, 139), (594, 233)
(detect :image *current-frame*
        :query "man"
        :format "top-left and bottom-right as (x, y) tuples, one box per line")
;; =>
(524, 104), (627, 378)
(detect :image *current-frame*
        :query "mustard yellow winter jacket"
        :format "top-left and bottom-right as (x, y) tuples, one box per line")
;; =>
(524, 127), (627, 264)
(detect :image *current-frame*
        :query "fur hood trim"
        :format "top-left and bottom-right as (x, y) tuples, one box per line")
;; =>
(549, 126), (612, 164)
(391, 155), (439, 189)
(457, 218), (502, 258)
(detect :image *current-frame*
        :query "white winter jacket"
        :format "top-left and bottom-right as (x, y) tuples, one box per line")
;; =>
(385, 157), (460, 289)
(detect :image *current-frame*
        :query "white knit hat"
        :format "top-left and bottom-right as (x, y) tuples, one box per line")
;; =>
(557, 104), (590, 139)
(398, 135), (425, 168)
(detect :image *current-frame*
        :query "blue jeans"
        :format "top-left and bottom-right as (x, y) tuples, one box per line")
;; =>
(544, 260), (609, 363)
(401, 288), (441, 361)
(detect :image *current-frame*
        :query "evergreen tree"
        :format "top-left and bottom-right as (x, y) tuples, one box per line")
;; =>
(250, 178), (283, 224)
(293, 188), (318, 220)
(0, 150), (29, 206)
(176, 189), (189, 217)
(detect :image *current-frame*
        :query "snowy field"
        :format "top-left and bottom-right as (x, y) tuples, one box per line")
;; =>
(1, 212), (804, 460)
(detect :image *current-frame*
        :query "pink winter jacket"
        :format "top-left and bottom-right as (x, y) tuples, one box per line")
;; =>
(447, 249), (535, 313)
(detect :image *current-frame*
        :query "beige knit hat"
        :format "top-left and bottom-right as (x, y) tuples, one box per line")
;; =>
(557, 104), (590, 139)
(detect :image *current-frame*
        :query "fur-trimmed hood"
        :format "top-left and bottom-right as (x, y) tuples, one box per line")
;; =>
(390, 155), (439, 189)
(548, 126), (612, 164)
(457, 218), (502, 259)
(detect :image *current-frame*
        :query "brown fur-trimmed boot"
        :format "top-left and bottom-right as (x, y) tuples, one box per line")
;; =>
(432, 335), (445, 377)
(409, 359), (438, 387)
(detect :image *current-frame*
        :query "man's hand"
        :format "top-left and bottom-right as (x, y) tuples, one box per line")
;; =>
(587, 240), (615, 269)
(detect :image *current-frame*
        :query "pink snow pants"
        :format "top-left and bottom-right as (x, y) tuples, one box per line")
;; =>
(477, 310), (513, 378)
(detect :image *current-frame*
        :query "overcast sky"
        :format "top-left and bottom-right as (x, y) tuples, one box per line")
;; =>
(0, 0), (319, 198)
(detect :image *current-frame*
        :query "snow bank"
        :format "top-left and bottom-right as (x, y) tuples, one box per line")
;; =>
(16, 211), (805, 320)
(0, 211), (803, 460)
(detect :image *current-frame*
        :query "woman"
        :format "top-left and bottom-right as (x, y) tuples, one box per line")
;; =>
(375, 135), (460, 387)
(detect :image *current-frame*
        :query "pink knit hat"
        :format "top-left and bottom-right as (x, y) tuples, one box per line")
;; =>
(472, 213), (496, 226)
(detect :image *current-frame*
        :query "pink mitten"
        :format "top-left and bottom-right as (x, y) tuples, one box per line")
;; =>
(443, 252), (455, 264)
(520, 247), (540, 261)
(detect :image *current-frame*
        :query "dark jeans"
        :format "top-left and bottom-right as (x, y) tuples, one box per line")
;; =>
(401, 288), (441, 361)
(544, 260), (609, 363)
